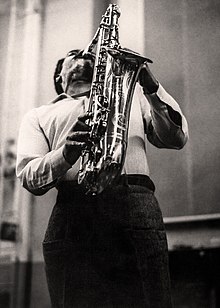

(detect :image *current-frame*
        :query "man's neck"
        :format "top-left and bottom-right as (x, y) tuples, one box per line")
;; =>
(71, 90), (90, 99)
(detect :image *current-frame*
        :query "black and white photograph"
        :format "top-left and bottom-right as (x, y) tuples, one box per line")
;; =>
(0, 0), (219, 307)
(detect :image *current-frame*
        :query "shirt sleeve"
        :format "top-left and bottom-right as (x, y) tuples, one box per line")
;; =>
(138, 83), (189, 149)
(16, 109), (71, 195)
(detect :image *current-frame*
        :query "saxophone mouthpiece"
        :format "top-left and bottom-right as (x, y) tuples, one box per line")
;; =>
(112, 4), (121, 17)
(77, 49), (85, 57)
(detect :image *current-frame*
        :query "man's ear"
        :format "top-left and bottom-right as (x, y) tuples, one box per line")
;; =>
(54, 58), (65, 94)
(54, 74), (64, 94)
(55, 75), (62, 83)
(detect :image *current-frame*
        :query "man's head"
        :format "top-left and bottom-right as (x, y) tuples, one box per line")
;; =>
(57, 49), (95, 97)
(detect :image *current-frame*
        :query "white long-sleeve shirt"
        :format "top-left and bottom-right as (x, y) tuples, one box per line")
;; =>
(16, 83), (188, 195)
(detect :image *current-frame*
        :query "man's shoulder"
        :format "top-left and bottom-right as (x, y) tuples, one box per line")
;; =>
(36, 94), (73, 113)
(22, 94), (71, 120)
(47, 93), (70, 105)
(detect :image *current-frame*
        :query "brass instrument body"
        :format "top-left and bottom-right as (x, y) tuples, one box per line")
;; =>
(78, 4), (149, 194)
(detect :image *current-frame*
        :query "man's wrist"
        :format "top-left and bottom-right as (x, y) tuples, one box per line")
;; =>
(50, 146), (72, 179)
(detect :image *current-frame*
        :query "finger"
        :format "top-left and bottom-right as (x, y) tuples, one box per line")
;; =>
(66, 140), (92, 152)
(73, 118), (91, 132)
(66, 131), (90, 142)
(72, 121), (89, 132)
(65, 140), (87, 149)
(78, 112), (93, 123)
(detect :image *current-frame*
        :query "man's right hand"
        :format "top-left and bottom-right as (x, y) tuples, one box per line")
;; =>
(62, 113), (92, 165)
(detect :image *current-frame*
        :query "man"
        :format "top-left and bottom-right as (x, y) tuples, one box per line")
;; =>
(16, 49), (188, 307)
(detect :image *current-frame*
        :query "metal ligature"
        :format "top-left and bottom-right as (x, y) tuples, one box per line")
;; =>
(78, 4), (152, 194)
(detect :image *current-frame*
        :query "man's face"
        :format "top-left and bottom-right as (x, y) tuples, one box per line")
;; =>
(61, 57), (94, 96)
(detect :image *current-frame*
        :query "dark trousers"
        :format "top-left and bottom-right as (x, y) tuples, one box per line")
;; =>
(43, 176), (173, 308)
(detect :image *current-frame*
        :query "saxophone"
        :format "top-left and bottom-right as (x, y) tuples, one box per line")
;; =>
(78, 4), (152, 194)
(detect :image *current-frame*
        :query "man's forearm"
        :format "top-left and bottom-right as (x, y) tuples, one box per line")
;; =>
(144, 85), (188, 149)
(16, 146), (71, 195)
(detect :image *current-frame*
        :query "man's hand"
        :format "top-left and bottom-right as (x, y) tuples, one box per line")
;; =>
(63, 113), (92, 165)
(138, 63), (159, 95)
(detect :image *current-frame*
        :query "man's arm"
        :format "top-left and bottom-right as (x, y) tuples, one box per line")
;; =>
(16, 109), (71, 195)
(138, 64), (188, 149)
(16, 109), (92, 195)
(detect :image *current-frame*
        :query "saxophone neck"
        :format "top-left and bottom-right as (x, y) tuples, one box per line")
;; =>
(100, 4), (121, 27)
(83, 4), (121, 55)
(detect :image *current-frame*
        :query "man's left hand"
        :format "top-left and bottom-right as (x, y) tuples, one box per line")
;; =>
(138, 63), (159, 95)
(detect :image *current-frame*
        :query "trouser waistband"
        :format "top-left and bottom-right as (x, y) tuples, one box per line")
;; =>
(57, 174), (155, 196)
(115, 174), (155, 192)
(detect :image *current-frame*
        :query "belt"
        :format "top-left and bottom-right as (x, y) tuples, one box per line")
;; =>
(57, 174), (155, 195)
(116, 174), (155, 192)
